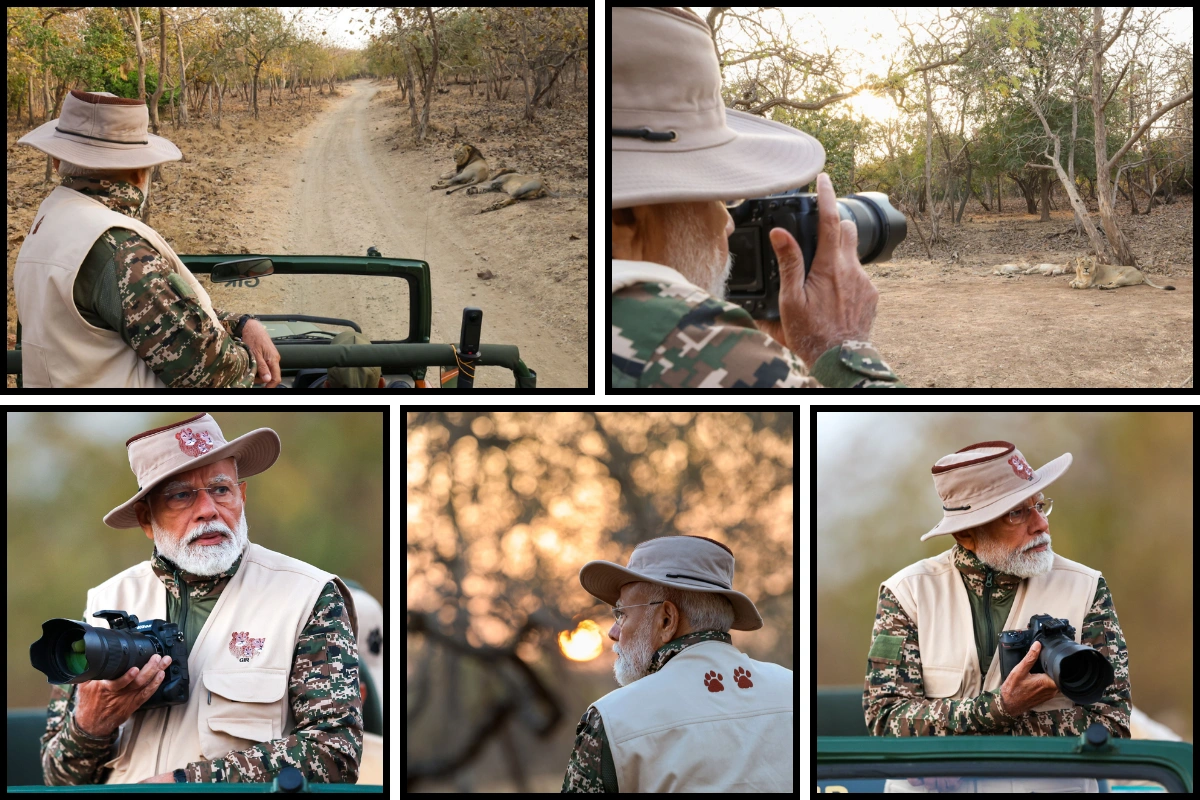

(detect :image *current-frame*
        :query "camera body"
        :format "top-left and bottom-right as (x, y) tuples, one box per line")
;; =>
(998, 613), (1114, 706)
(725, 188), (907, 320)
(30, 610), (189, 709)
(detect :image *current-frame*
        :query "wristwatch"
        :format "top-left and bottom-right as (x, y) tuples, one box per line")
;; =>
(233, 314), (254, 338)
(173, 768), (187, 783)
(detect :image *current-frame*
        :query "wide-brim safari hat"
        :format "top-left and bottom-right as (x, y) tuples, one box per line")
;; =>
(611, 7), (825, 210)
(922, 441), (1072, 541)
(579, 535), (763, 631)
(103, 413), (280, 529)
(18, 90), (182, 171)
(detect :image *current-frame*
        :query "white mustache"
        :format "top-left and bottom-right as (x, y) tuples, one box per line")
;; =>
(1023, 536), (1051, 552)
(187, 523), (232, 544)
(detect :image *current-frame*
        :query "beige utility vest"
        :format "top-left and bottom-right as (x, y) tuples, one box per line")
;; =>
(81, 543), (356, 784)
(882, 548), (1100, 711)
(590, 640), (793, 792)
(13, 185), (221, 388)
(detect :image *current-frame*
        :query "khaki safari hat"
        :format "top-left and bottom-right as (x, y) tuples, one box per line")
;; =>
(922, 441), (1072, 541)
(611, 7), (825, 210)
(18, 90), (182, 171)
(579, 535), (763, 631)
(103, 413), (280, 529)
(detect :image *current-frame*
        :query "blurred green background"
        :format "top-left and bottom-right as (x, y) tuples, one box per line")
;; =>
(7, 410), (384, 709)
(816, 410), (1192, 741)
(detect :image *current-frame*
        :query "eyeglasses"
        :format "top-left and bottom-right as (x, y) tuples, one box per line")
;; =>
(723, 199), (745, 209)
(161, 482), (244, 511)
(1005, 498), (1052, 526)
(612, 601), (664, 626)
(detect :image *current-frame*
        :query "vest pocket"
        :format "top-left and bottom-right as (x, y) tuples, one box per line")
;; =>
(922, 665), (965, 698)
(198, 668), (287, 760)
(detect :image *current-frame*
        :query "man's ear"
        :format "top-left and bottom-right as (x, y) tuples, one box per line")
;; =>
(134, 500), (155, 541)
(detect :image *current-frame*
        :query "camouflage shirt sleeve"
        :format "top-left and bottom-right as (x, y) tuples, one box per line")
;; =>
(39, 682), (120, 785)
(863, 579), (1132, 737)
(182, 581), (363, 783)
(102, 227), (257, 388)
(611, 281), (904, 388)
(561, 705), (617, 792)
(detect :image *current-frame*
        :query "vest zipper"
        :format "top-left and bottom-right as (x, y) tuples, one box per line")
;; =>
(983, 569), (995, 671)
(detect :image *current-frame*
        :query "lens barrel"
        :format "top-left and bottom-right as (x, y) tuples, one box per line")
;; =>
(1039, 634), (1115, 706)
(30, 618), (161, 684)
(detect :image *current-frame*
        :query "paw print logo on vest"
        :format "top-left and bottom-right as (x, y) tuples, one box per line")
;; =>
(1008, 454), (1034, 481)
(703, 670), (724, 692)
(733, 666), (753, 688)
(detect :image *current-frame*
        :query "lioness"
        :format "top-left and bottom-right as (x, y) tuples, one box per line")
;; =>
(430, 143), (490, 194)
(465, 169), (547, 213)
(1068, 254), (1176, 291)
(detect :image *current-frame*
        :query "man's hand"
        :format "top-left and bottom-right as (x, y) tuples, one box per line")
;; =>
(74, 655), (172, 739)
(999, 641), (1060, 717)
(238, 318), (282, 387)
(770, 172), (879, 366)
(139, 771), (177, 783)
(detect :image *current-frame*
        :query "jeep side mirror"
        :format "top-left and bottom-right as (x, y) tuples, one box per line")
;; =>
(211, 258), (274, 283)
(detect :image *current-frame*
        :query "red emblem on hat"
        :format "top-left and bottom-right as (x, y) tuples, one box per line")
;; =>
(228, 631), (266, 663)
(176, 427), (215, 458)
(1008, 454), (1034, 480)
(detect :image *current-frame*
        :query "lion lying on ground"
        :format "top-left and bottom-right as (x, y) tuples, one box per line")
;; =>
(991, 262), (1072, 276)
(430, 144), (490, 194)
(1068, 254), (1175, 290)
(465, 169), (547, 213)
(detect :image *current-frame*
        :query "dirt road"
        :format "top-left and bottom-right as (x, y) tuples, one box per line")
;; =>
(210, 78), (588, 388)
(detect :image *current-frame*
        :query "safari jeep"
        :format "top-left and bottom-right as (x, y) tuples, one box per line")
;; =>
(817, 687), (1193, 793)
(7, 248), (537, 389)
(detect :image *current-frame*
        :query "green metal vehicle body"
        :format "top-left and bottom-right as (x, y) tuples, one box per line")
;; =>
(7, 250), (536, 389)
(817, 687), (1193, 793)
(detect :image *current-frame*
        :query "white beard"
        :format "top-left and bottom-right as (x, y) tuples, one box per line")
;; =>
(612, 618), (658, 687)
(975, 533), (1054, 579)
(152, 507), (249, 577)
(662, 205), (733, 299)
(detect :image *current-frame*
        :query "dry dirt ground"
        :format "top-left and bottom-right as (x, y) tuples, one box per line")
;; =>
(868, 197), (1192, 389)
(7, 77), (589, 388)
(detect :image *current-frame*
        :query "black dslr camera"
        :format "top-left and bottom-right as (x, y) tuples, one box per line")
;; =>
(30, 610), (189, 709)
(997, 613), (1114, 706)
(725, 188), (907, 320)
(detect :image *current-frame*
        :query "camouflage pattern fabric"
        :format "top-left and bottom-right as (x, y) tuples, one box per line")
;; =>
(40, 548), (362, 785)
(611, 280), (904, 388)
(62, 176), (257, 388)
(863, 544), (1131, 737)
(561, 630), (732, 793)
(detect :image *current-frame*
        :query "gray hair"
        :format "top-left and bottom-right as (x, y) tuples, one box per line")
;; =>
(641, 582), (735, 633)
(55, 158), (148, 185)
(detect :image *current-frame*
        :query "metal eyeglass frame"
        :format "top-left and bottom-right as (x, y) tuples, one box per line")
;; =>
(160, 481), (246, 511)
(1005, 498), (1052, 526)
(612, 601), (664, 625)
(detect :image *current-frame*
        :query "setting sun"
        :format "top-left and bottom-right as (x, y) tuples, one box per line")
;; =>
(559, 620), (605, 662)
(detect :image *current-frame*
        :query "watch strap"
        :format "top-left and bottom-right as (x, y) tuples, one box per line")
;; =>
(174, 767), (188, 783)
(233, 314), (253, 338)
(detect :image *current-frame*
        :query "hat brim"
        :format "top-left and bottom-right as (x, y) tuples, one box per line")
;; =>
(18, 117), (182, 171)
(611, 108), (825, 209)
(579, 559), (764, 631)
(921, 452), (1072, 541)
(103, 428), (281, 529)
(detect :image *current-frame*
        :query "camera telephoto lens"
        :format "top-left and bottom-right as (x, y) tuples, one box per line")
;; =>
(1040, 635), (1115, 705)
(31, 618), (159, 685)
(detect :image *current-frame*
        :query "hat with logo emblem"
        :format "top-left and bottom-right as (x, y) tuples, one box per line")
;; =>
(103, 413), (280, 529)
(922, 441), (1071, 541)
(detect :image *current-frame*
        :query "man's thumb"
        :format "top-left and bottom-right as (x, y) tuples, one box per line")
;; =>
(769, 227), (806, 300)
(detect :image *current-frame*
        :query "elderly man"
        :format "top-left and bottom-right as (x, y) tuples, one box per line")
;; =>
(14, 90), (281, 387)
(39, 413), (362, 784)
(561, 536), (793, 792)
(611, 7), (904, 388)
(864, 441), (1131, 792)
